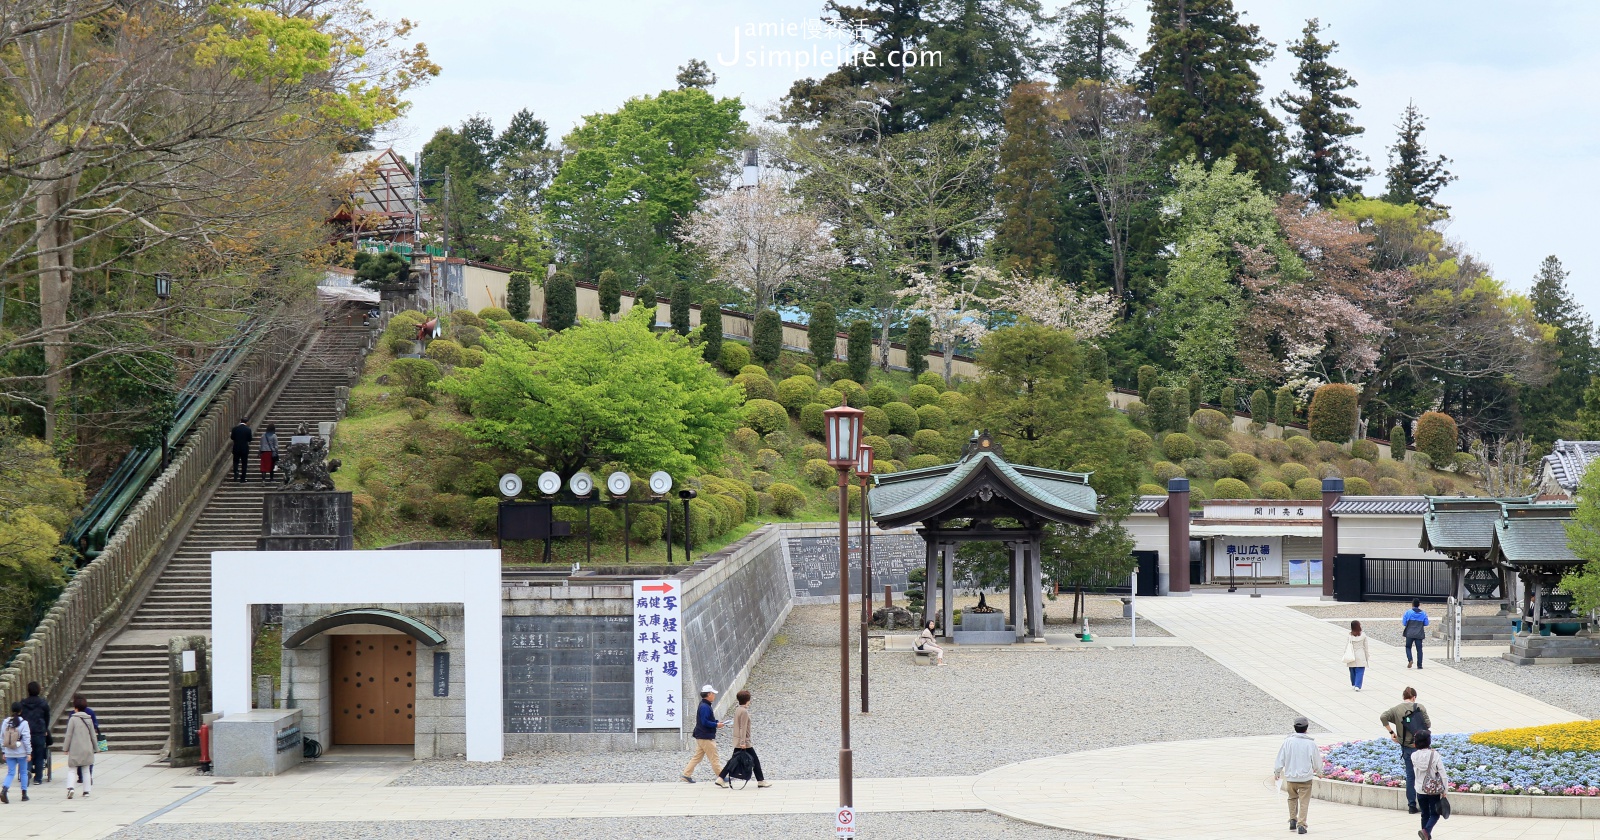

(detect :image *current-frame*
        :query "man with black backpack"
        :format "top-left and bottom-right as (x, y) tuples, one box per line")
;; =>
(1381, 686), (1431, 814)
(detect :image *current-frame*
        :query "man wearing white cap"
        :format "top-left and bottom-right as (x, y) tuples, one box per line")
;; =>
(681, 685), (726, 783)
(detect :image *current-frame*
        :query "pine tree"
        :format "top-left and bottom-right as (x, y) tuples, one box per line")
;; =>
(1525, 256), (1597, 447)
(809, 302), (838, 369)
(676, 59), (717, 90)
(670, 281), (692, 335)
(996, 82), (1060, 277)
(1048, 0), (1134, 85)
(700, 298), (723, 363)
(906, 316), (931, 377)
(1139, 0), (1282, 185)
(1275, 19), (1371, 205)
(597, 269), (621, 320)
(506, 272), (531, 321)
(848, 320), (874, 383)
(1383, 101), (1457, 209)
(543, 270), (577, 331)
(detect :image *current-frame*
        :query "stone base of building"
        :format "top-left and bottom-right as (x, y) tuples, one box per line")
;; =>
(1502, 634), (1600, 665)
(952, 611), (1016, 645)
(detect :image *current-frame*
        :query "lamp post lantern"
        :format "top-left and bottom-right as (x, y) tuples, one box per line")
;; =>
(823, 404), (863, 809)
(856, 442), (873, 714)
(155, 272), (172, 300)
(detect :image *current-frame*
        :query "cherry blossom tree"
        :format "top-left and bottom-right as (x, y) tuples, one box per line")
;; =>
(993, 271), (1118, 342)
(896, 267), (992, 382)
(682, 180), (842, 309)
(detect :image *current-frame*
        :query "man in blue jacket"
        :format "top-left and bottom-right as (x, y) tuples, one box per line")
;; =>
(681, 685), (726, 783)
(1402, 599), (1430, 669)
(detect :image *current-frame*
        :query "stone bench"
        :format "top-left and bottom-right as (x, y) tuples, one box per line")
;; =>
(912, 648), (937, 665)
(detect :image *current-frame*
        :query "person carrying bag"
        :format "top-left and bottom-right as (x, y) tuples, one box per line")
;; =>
(1410, 729), (1449, 839)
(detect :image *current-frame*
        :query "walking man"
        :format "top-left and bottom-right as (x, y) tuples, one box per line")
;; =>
(680, 685), (725, 783)
(1273, 715), (1322, 834)
(1403, 599), (1430, 668)
(1380, 686), (1431, 814)
(18, 682), (48, 786)
(230, 417), (253, 482)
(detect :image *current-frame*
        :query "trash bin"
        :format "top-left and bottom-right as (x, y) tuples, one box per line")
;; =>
(1121, 597), (1133, 619)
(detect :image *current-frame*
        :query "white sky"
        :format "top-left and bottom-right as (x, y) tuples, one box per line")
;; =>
(368, 0), (1600, 320)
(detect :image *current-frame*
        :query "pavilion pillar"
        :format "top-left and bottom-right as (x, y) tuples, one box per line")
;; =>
(941, 543), (954, 639)
(923, 538), (937, 627)
(1027, 537), (1045, 638)
(1321, 478), (1343, 598)
(1009, 542), (1024, 641)
(1166, 478), (1191, 595)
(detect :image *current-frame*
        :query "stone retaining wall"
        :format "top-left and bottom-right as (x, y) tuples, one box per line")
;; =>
(1314, 776), (1600, 819)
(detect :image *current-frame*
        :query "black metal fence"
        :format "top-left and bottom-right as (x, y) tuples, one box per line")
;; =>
(1361, 557), (1451, 601)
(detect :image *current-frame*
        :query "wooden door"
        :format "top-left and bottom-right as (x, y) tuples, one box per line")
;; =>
(331, 635), (416, 745)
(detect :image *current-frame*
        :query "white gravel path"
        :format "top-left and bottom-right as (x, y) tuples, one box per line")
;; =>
(394, 604), (1305, 786)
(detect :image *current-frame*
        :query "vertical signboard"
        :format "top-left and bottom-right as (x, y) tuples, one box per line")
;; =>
(633, 579), (682, 730)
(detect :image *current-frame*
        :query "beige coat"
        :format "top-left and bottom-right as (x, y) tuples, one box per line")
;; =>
(1346, 633), (1370, 667)
(732, 706), (752, 749)
(63, 710), (96, 767)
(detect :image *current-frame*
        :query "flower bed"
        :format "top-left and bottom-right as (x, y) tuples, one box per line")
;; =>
(1470, 720), (1600, 753)
(1323, 734), (1600, 796)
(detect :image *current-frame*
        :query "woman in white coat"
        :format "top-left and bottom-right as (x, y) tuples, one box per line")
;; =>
(1343, 620), (1370, 691)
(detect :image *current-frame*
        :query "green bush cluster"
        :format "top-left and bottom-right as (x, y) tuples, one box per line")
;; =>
(769, 483), (805, 516)
(816, 387), (844, 408)
(1218, 386), (1236, 415)
(1228, 452), (1261, 479)
(1125, 429), (1154, 460)
(1258, 480), (1292, 500)
(1151, 461), (1184, 484)
(1344, 476), (1372, 496)
(1273, 388), (1295, 426)
(1307, 383), (1359, 442)
(917, 371), (946, 392)
(731, 427), (761, 453)
(800, 403), (827, 436)
(907, 454), (943, 469)
(912, 429), (945, 456)
(866, 383), (897, 406)
(863, 406), (890, 437)
(1389, 424), (1407, 458)
(1279, 462), (1312, 484)
(1293, 478), (1323, 500)
(937, 390), (967, 420)
(803, 458), (835, 487)
(906, 384), (941, 407)
(1212, 478), (1251, 499)
(833, 379), (865, 407)
(1287, 435), (1318, 462)
(917, 404), (948, 431)
(1250, 389), (1270, 420)
(1138, 483), (1166, 496)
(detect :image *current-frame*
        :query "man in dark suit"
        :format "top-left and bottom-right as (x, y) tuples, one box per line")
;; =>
(230, 417), (253, 481)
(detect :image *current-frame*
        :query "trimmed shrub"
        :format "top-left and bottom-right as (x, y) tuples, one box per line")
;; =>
(742, 399), (788, 434)
(732, 428), (762, 454)
(1315, 441), (1341, 462)
(847, 320), (873, 382)
(753, 309), (782, 365)
(470, 496), (499, 535)
(1344, 477), (1372, 496)
(451, 310), (485, 329)
(597, 269), (622, 319)
(872, 461), (896, 475)
(1218, 385), (1237, 415)
(1126, 399), (1149, 429)
(917, 404), (949, 430)
(630, 507), (665, 543)
(589, 506), (621, 541)
(700, 298), (723, 362)
(863, 406), (890, 437)
(777, 375), (819, 413)
(424, 338), (465, 367)
(740, 364), (766, 377)
(866, 383), (897, 406)
(1181, 457), (1209, 480)
(833, 379), (866, 407)
(1151, 461), (1184, 484)
(499, 321), (542, 346)
(884, 402), (920, 437)
(1351, 439), (1379, 462)
(822, 360), (850, 381)
(906, 316), (931, 377)
(1258, 480), (1292, 500)
(1125, 429), (1154, 460)
(1259, 439), (1289, 463)
(1307, 383), (1359, 442)
(1250, 388), (1270, 420)
(862, 435), (892, 457)
(458, 347), (486, 368)
(825, 484), (862, 514)
(755, 447), (782, 470)
(1389, 424), (1407, 458)
(1212, 478), (1251, 499)
(1415, 411), (1458, 466)
(1202, 439), (1233, 459)
(912, 429), (945, 456)
(801, 442), (827, 462)
(917, 371), (947, 392)
(906, 384), (940, 408)
(734, 372), (777, 403)
(803, 458), (835, 487)
(545, 271), (577, 330)
(1138, 483), (1167, 496)
(1293, 478), (1323, 500)
(1287, 435), (1318, 463)
(815, 387), (844, 408)
(790, 362), (814, 380)
(428, 493), (470, 528)
(671, 281), (692, 335)
(808, 302), (838, 368)
(479, 306), (513, 322)
(391, 358), (442, 399)
(1278, 462), (1312, 484)
(719, 341), (751, 374)
(937, 390), (968, 420)
(1186, 372), (1203, 415)
(684, 498), (717, 545)
(1316, 462), (1343, 479)
(1273, 388), (1295, 426)
(1376, 477), (1406, 495)
(1169, 387), (1191, 432)
(800, 403), (828, 437)
(885, 434), (913, 461)
(1345, 458), (1376, 483)
(764, 431), (793, 452)
(1146, 387), (1172, 433)
(1162, 432), (1196, 461)
(1227, 452), (1261, 480)
(908, 454), (944, 470)
(1137, 365), (1157, 400)
(1192, 408), (1230, 439)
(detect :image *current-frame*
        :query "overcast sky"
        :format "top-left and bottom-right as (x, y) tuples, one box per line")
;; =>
(368, 0), (1600, 320)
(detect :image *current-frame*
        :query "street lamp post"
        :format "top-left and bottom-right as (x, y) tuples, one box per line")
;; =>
(824, 404), (864, 811)
(155, 273), (173, 469)
(857, 443), (874, 714)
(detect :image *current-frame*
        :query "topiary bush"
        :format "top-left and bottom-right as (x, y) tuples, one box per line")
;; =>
(479, 306), (513, 322)
(1415, 411), (1458, 467)
(1218, 385), (1237, 415)
(731, 427), (761, 453)
(1307, 383), (1359, 442)
(1162, 432), (1196, 461)
(755, 448), (782, 470)
(391, 357), (442, 399)
(1186, 372), (1203, 415)
(1202, 439), (1233, 459)
(777, 375), (819, 414)
(812, 387), (841, 408)
(866, 383), (896, 406)
(753, 309), (782, 365)
(764, 431), (793, 453)
(1343, 476), (1372, 496)
(808, 302), (837, 369)
(905, 317), (931, 377)
(1351, 439), (1379, 462)
(1287, 435), (1318, 463)
(1278, 462), (1312, 484)
(801, 442), (827, 461)
(1228, 452), (1261, 479)
(451, 310), (485, 329)
(906, 383), (940, 408)
(1180, 457), (1209, 480)
(630, 507), (665, 544)
(833, 379), (866, 407)
(1258, 480), (1292, 500)
(1138, 483), (1167, 496)
(825, 484), (862, 514)
(917, 371), (947, 392)
(790, 362), (814, 380)
(912, 429), (945, 456)
(1376, 477), (1405, 495)
(1293, 478), (1324, 500)
(1151, 461), (1184, 484)
(1192, 409), (1230, 439)
(885, 434), (913, 461)
(1212, 478), (1251, 499)
(1260, 439), (1290, 463)
(1389, 424), (1407, 459)
(700, 298), (723, 362)
(671, 281), (692, 335)
(454, 324), (485, 349)
(937, 390), (968, 419)
(862, 434), (892, 457)
(800, 403), (827, 437)
(1274, 388), (1295, 426)
(916, 404), (949, 431)
(1169, 388), (1191, 432)
(1126, 429), (1154, 460)
(822, 360), (851, 381)
(863, 406), (890, 437)
(1146, 387), (1172, 433)
(847, 320), (873, 382)
(734, 372), (777, 403)
(742, 399), (789, 434)
(739, 364), (766, 377)
(720, 341), (751, 374)
(1126, 399), (1150, 429)
(1250, 388), (1270, 420)
(1137, 365), (1156, 400)
(908, 454), (944, 470)
(884, 402), (920, 437)
(803, 458), (835, 487)
(424, 338), (465, 367)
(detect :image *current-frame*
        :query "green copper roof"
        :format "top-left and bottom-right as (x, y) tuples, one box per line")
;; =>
(1419, 496), (1534, 556)
(1489, 503), (1580, 568)
(284, 608), (448, 649)
(868, 448), (1099, 529)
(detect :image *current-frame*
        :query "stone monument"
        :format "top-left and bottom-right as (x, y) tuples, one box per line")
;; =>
(259, 423), (352, 551)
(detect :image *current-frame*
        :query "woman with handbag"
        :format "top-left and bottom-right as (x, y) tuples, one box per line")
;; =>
(1410, 729), (1449, 839)
(918, 620), (945, 665)
(62, 697), (96, 799)
(1342, 620), (1370, 691)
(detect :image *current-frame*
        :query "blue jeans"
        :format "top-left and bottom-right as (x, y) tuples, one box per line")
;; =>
(1349, 666), (1365, 688)
(1419, 793), (1442, 834)
(3, 756), (27, 790)
(1407, 638), (1424, 666)
(1402, 745), (1418, 807)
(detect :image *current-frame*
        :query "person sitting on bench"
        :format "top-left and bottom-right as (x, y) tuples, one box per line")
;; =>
(917, 619), (945, 665)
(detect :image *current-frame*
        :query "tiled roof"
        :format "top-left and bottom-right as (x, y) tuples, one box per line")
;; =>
(868, 450), (1098, 527)
(1418, 496), (1535, 555)
(1329, 496), (1428, 515)
(1540, 440), (1600, 492)
(1489, 503), (1580, 567)
(1133, 495), (1167, 513)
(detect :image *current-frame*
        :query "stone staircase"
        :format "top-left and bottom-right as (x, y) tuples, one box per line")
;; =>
(61, 326), (371, 752)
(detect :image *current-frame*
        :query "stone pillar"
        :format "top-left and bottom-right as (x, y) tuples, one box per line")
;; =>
(1166, 478), (1191, 595)
(1027, 537), (1046, 638)
(941, 543), (954, 638)
(168, 635), (212, 768)
(923, 539), (937, 627)
(1321, 478), (1343, 598)
(1009, 543), (1024, 641)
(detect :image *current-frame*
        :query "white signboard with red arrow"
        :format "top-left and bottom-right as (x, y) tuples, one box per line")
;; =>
(633, 578), (683, 730)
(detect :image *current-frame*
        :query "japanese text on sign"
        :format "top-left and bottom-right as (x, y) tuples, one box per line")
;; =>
(633, 579), (683, 730)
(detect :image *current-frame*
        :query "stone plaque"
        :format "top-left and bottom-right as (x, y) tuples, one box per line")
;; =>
(433, 651), (450, 697)
(502, 615), (633, 734)
(788, 533), (923, 600)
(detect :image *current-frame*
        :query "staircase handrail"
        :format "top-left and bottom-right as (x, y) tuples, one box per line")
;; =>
(0, 305), (320, 706)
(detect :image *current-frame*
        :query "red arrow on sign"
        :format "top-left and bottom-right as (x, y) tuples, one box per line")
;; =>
(640, 582), (674, 593)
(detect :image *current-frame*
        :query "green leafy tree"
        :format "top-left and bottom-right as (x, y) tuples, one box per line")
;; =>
(597, 270), (622, 320)
(1561, 465), (1600, 614)
(506, 272), (531, 322)
(544, 270), (577, 331)
(700, 298), (723, 363)
(353, 251), (410, 289)
(753, 309), (782, 366)
(1524, 256), (1596, 448)
(632, 284), (657, 321)
(995, 81), (1059, 276)
(906, 316), (932, 377)
(1382, 101), (1457, 210)
(0, 426), (83, 655)
(1274, 18), (1370, 205)
(1139, 0), (1282, 185)
(809, 302), (838, 370)
(670, 281), (692, 335)
(1047, 0), (1135, 86)
(441, 318), (743, 476)
(847, 320), (874, 383)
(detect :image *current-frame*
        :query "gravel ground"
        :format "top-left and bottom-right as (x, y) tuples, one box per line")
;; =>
(108, 811), (1113, 840)
(1291, 603), (1502, 620)
(944, 591), (1174, 637)
(396, 604), (1304, 786)
(1448, 658), (1600, 719)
